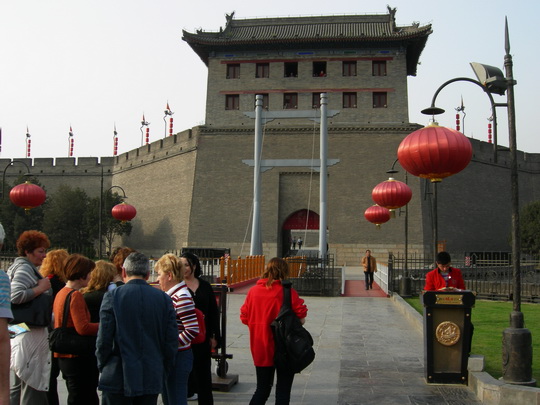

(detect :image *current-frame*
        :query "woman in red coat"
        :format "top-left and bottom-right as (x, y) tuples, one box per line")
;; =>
(240, 258), (308, 405)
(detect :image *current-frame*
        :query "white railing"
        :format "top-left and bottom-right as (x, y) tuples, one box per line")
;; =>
(374, 263), (389, 295)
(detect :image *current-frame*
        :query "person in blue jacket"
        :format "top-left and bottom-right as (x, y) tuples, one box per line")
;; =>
(96, 252), (178, 405)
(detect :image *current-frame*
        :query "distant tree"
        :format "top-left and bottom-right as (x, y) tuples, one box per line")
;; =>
(520, 201), (540, 256)
(0, 176), (46, 251)
(88, 192), (133, 258)
(43, 185), (94, 256)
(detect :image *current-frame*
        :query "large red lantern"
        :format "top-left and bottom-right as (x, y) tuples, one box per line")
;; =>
(111, 202), (137, 222)
(364, 205), (390, 228)
(397, 122), (472, 182)
(372, 178), (412, 215)
(9, 181), (46, 212)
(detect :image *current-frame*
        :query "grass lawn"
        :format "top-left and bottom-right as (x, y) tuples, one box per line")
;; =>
(404, 297), (539, 382)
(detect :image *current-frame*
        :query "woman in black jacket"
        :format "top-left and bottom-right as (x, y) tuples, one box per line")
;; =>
(181, 252), (221, 405)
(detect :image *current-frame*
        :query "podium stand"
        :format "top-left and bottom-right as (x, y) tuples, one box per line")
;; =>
(422, 290), (475, 384)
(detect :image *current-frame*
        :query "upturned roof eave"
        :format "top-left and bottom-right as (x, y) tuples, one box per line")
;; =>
(182, 30), (432, 76)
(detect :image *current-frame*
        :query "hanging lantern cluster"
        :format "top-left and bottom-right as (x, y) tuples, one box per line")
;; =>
(397, 122), (472, 183)
(10, 181), (46, 213)
(111, 202), (137, 223)
(364, 205), (390, 229)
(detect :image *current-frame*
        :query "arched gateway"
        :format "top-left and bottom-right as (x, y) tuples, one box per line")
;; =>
(281, 209), (319, 257)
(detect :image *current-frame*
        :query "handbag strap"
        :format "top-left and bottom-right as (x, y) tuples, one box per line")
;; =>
(60, 289), (76, 328)
(281, 280), (292, 310)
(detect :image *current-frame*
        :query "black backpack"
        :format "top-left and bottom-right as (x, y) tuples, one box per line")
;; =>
(271, 280), (315, 373)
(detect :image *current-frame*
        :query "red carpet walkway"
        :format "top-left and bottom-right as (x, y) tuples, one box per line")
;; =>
(229, 279), (387, 297)
(342, 280), (387, 297)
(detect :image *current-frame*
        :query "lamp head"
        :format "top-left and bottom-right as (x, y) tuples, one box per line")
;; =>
(421, 106), (446, 116)
(470, 62), (507, 96)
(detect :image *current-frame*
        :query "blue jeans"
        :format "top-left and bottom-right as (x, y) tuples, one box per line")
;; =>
(163, 349), (193, 405)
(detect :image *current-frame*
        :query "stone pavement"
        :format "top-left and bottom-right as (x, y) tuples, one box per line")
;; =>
(53, 284), (481, 404)
(52, 265), (482, 404)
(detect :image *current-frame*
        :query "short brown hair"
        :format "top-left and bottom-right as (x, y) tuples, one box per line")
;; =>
(63, 254), (95, 281)
(155, 254), (184, 283)
(261, 257), (289, 288)
(16, 230), (50, 257)
(40, 248), (69, 281)
(111, 247), (135, 275)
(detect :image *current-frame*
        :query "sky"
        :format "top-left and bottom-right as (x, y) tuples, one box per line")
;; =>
(0, 0), (538, 159)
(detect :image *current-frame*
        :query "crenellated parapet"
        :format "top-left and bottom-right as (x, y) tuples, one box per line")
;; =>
(0, 156), (114, 197)
(469, 138), (540, 173)
(112, 128), (199, 174)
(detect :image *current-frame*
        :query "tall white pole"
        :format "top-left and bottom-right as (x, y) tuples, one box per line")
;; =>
(319, 93), (328, 258)
(250, 95), (263, 255)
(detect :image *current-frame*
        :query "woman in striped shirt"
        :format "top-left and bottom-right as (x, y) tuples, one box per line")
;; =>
(156, 254), (199, 405)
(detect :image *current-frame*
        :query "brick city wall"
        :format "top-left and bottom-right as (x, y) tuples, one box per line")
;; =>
(2, 126), (540, 265)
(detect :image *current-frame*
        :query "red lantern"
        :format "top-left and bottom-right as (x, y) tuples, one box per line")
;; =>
(9, 181), (46, 212)
(364, 205), (390, 228)
(111, 202), (137, 222)
(397, 122), (472, 182)
(372, 178), (412, 215)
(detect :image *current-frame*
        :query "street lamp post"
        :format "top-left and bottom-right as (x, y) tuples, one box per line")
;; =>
(386, 159), (410, 296)
(98, 183), (135, 258)
(421, 77), (500, 163)
(498, 19), (534, 386)
(1, 160), (46, 212)
(421, 18), (534, 385)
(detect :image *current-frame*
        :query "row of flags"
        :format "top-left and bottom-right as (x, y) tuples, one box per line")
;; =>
(0, 103), (175, 158)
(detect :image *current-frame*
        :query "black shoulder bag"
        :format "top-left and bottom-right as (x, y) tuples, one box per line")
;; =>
(271, 280), (315, 373)
(48, 289), (97, 356)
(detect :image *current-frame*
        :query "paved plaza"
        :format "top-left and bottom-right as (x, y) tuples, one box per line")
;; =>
(53, 268), (482, 404)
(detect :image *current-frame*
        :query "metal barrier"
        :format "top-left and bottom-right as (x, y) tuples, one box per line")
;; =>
(388, 253), (540, 302)
(285, 255), (339, 296)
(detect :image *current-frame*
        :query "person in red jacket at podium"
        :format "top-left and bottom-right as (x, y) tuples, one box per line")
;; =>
(424, 251), (466, 291)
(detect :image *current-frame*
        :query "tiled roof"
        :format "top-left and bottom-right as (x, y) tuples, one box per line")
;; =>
(182, 10), (432, 76)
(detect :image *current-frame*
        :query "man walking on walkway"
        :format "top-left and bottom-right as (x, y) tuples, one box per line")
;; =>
(361, 249), (377, 290)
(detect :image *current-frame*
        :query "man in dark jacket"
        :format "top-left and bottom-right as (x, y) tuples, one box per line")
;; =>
(96, 252), (178, 405)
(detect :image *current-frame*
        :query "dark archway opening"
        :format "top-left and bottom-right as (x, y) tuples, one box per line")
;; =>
(281, 209), (319, 257)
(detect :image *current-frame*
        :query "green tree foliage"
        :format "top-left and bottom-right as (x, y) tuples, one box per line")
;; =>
(87, 192), (132, 259)
(0, 176), (46, 251)
(520, 200), (540, 256)
(0, 180), (134, 258)
(42, 185), (94, 256)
